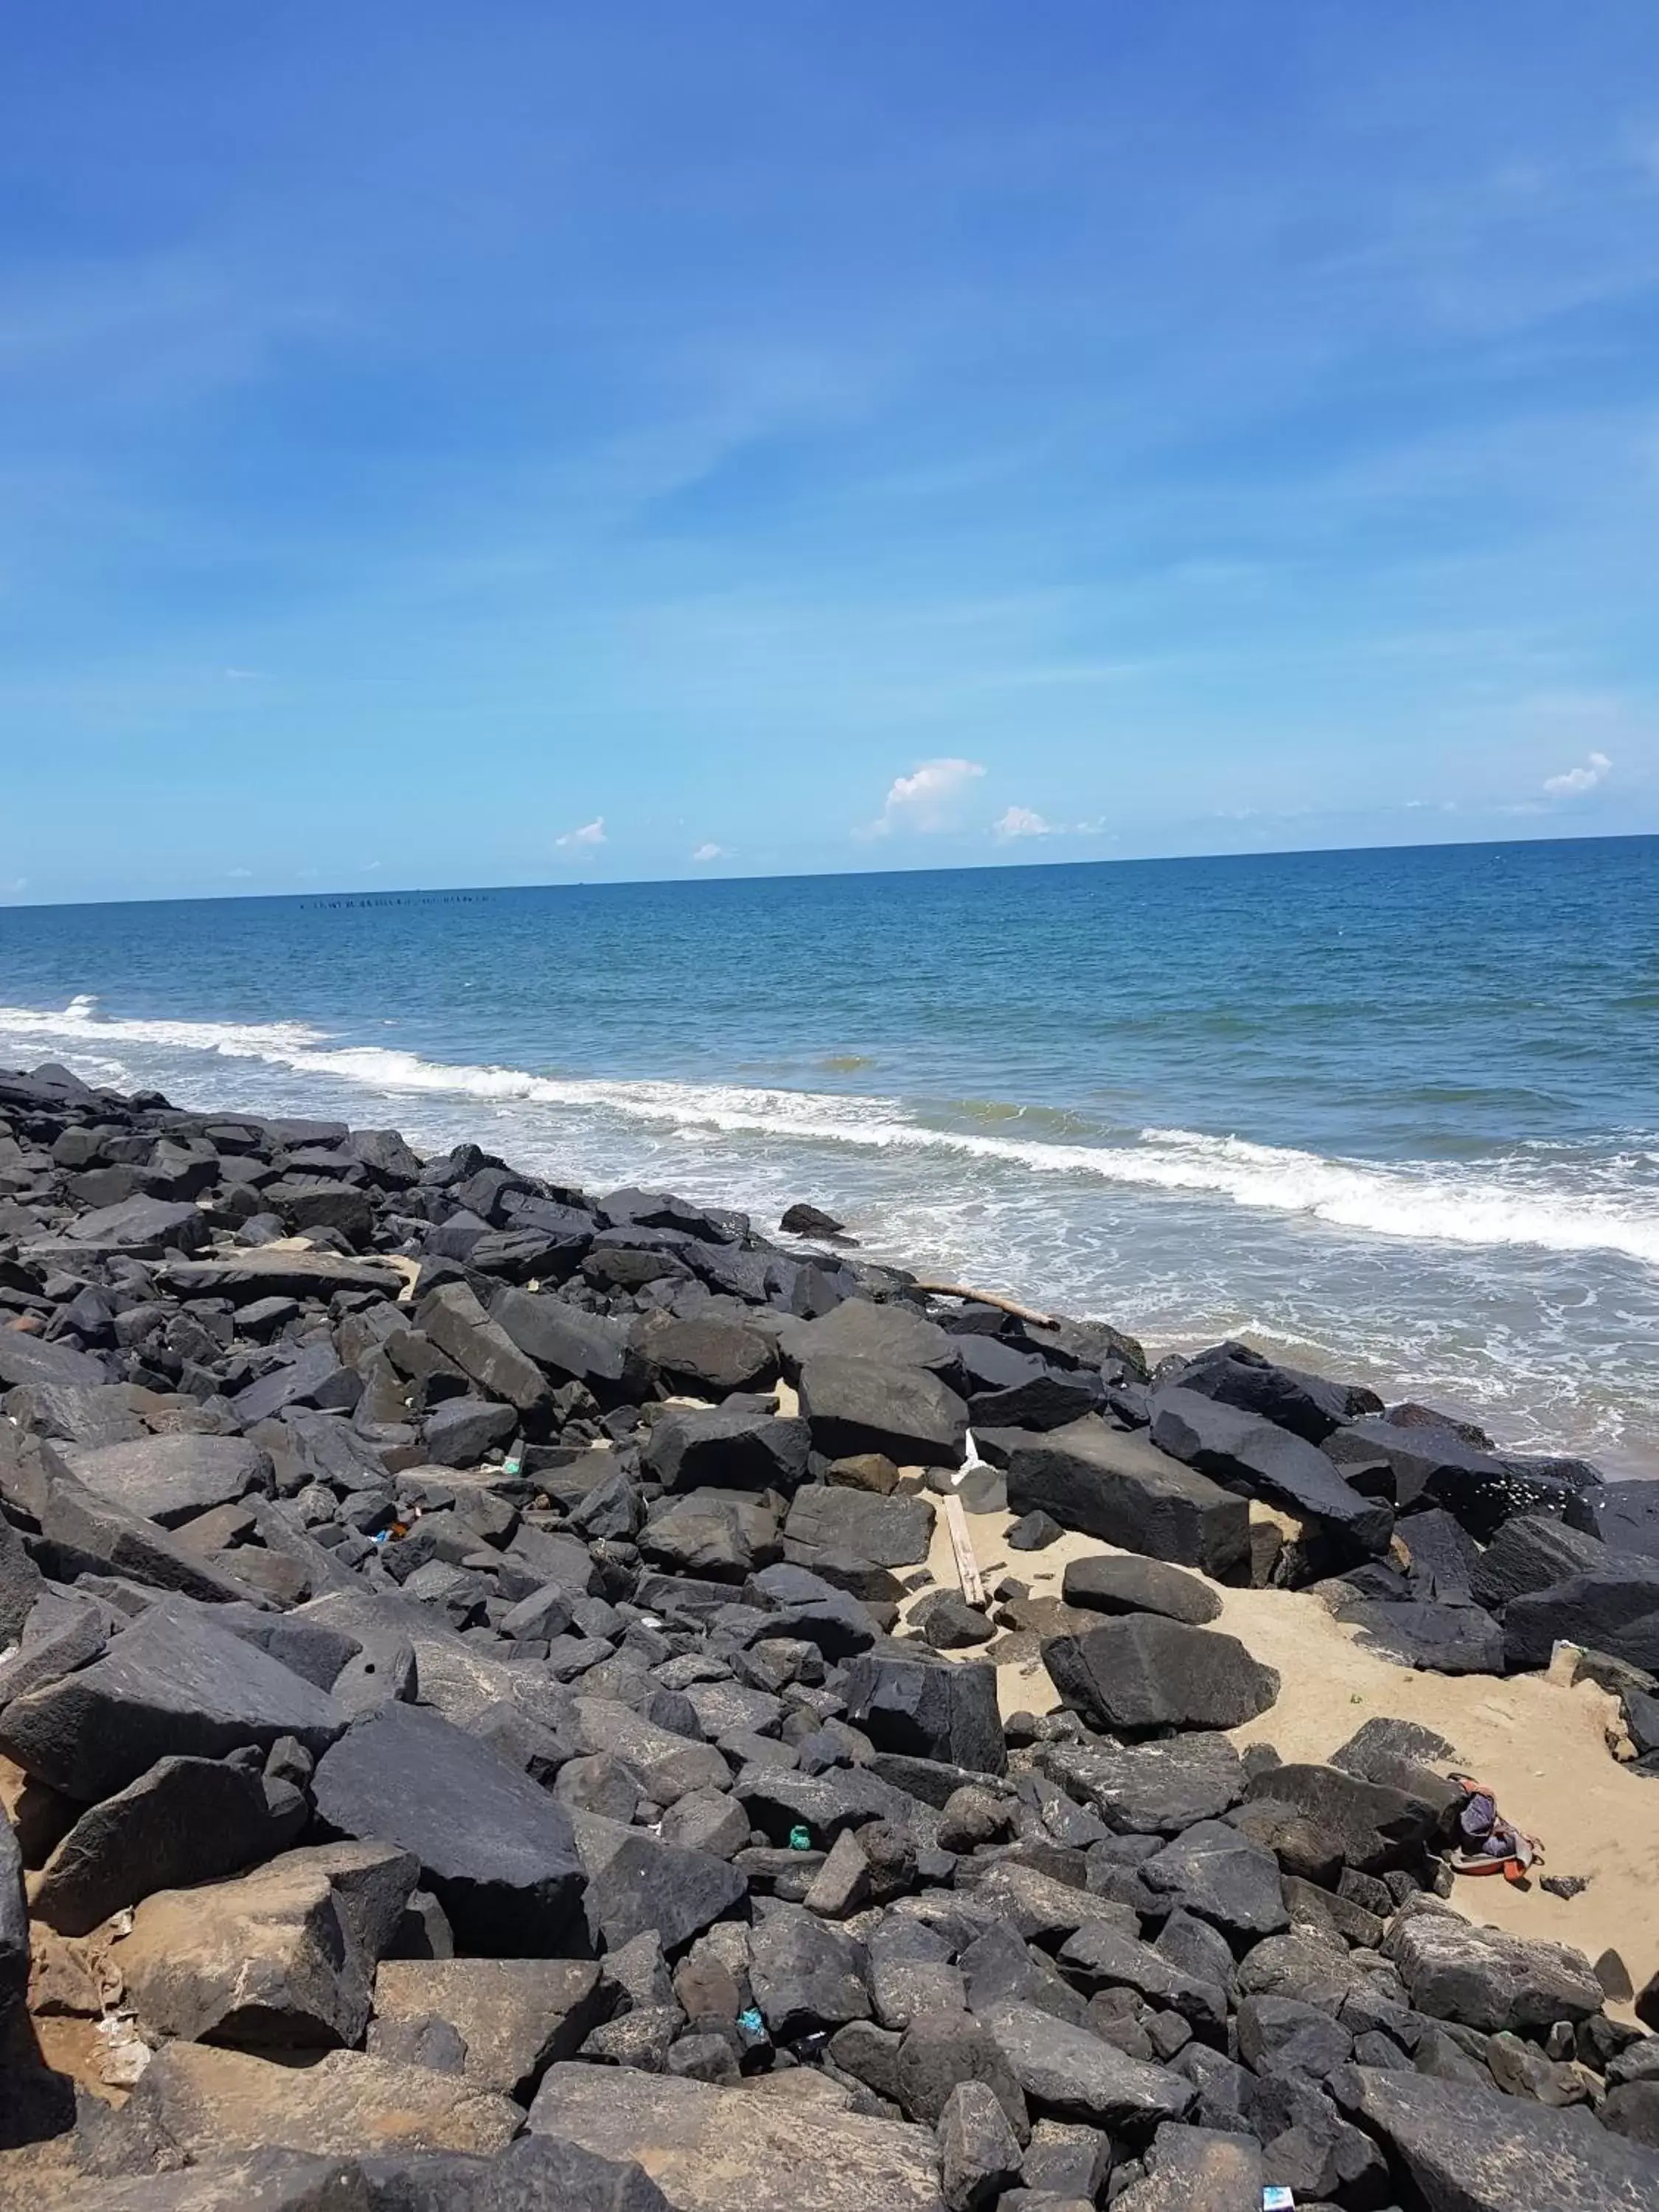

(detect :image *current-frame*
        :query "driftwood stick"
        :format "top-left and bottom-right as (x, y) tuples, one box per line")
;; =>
(912, 1279), (1057, 1329)
(941, 1491), (987, 1608)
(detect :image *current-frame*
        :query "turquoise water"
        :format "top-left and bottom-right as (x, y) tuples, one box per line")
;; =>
(1, 837), (1655, 1470)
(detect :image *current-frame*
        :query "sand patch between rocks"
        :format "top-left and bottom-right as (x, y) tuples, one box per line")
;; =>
(901, 1486), (1659, 2006)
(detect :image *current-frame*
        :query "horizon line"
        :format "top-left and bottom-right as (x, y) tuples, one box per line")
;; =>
(0, 824), (1652, 919)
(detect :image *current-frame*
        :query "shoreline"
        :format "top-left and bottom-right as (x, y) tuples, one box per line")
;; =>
(3, 1056), (1659, 2202)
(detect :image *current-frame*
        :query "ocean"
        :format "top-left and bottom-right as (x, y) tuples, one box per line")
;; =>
(1, 836), (1655, 1473)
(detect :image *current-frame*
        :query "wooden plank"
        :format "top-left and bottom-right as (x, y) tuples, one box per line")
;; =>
(941, 1490), (986, 1610)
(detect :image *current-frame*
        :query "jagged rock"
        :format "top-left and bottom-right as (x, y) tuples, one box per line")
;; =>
(981, 2000), (1193, 2128)
(530, 2061), (946, 2212)
(784, 1486), (933, 1568)
(1043, 1618), (1278, 1733)
(310, 1700), (586, 1953)
(796, 1355), (968, 1467)
(125, 2041), (522, 2159)
(1151, 1387), (1393, 1555)
(841, 1646), (1006, 1775)
(939, 2078), (1023, 2212)
(1006, 1509), (1062, 1551)
(372, 1958), (610, 2098)
(1478, 1504), (1610, 1610)
(635, 1312), (779, 1397)
(58, 1433), (274, 1528)
(1353, 2065), (1659, 2211)
(0, 1596), (347, 1801)
(119, 1840), (420, 2046)
(571, 1696), (730, 1804)
(1034, 1735), (1245, 1834)
(1503, 1565), (1659, 1674)
(32, 1461), (268, 1605)
(417, 1283), (552, 1413)
(1141, 1821), (1287, 1938)
(782, 1299), (961, 1379)
(1242, 1760), (1445, 1873)
(1059, 1553), (1221, 1626)
(1384, 1908), (1605, 2031)
(489, 1287), (636, 1401)
(1005, 1419), (1250, 1578)
(63, 1193), (212, 1255)
(1338, 1416), (1591, 1540)
(1054, 1923), (1226, 2028)
(32, 1753), (305, 1935)
(1343, 1596), (1506, 1674)
(749, 1902), (871, 2036)
(571, 1813), (748, 1953)
(1111, 2122), (1262, 2211)
(644, 1405), (813, 1493)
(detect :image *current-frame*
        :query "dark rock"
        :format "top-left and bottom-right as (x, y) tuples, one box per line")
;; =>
(1338, 1415), (1590, 1540)
(59, 1433), (273, 1529)
(424, 1397), (517, 1467)
(1006, 1511), (1063, 1552)
(634, 1312), (779, 1398)
(939, 2078), (1023, 2212)
(1384, 1908), (1604, 2031)
(1504, 1564), (1659, 1675)
(784, 1486), (933, 1568)
(914, 1591), (995, 1649)
(32, 1752), (304, 1934)
(311, 1700), (586, 1953)
(1353, 2065), (1659, 2211)
(1006, 1418), (1250, 1578)
(1567, 1482), (1659, 1562)
(981, 2000), (1193, 2129)
(644, 1405), (813, 1493)
(1244, 1760), (1445, 1872)
(417, 1284), (552, 1413)
(1151, 1387), (1393, 1555)
(1169, 1340), (1379, 1442)
(0, 1596), (347, 1801)
(796, 1355), (968, 1467)
(571, 1814), (747, 1955)
(1060, 1554), (1221, 1627)
(1343, 1596), (1506, 1673)
(1141, 1821), (1288, 1938)
(749, 1901), (870, 2037)
(488, 1287), (636, 1402)
(372, 1957), (609, 2099)
(1043, 1617), (1279, 1733)
(1035, 1734), (1245, 1834)
(63, 1193), (212, 1255)
(841, 1646), (1006, 1775)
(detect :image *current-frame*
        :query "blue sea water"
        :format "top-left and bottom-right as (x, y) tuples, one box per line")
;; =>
(1, 836), (1655, 1472)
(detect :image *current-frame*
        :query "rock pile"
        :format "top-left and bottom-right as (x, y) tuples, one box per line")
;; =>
(0, 1060), (1656, 2210)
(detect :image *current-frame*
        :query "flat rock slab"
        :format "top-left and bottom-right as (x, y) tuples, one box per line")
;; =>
(1354, 2065), (1659, 2212)
(1060, 1553), (1222, 1625)
(62, 1194), (212, 1254)
(841, 1648), (1007, 1776)
(60, 1433), (273, 1528)
(373, 1957), (611, 2098)
(1004, 1419), (1249, 1579)
(528, 2061), (947, 2212)
(1384, 1907), (1605, 2033)
(119, 1839), (420, 2048)
(785, 1486), (933, 1568)
(0, 1596), (347, 1801)
(1342, 1596), (1506, 1674)
(1151, 1387), (1393, 1553)
(1042, 1616), (1279, 1733)
(311, 1698), (586, 1954)
(164, 1249), (407, 1301)
(0, 1332), (111, 1391)
(1034, 1733), (1246, 1834)
(980, 2001), (1193, 2129)
(126, 2042), (522, 2160)
(1141, 1820), (1289, 1939)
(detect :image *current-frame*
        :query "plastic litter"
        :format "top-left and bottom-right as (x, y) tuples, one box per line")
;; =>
(1262, 2189), (1296, 2211)
(787, 1823), (813, 1851)
(737, 2007), (764, 2034)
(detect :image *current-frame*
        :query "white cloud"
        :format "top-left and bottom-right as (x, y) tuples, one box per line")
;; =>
(1543, 750), (1610, 796)
(690, 842), (730, 863)
(868, 757), (985, 836)
(226, 866), (254, 879)
(555, 816), (607, 849)
(992, 804), (1057, 841)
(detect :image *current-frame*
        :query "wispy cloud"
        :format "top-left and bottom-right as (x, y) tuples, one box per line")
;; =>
(555, 816), (607, 849)
(866, 757), (984, 837)
(1543, 750), (1611, 796)
(226, 866), (254, 879)
(690, 841), (730, 863)
(992, 805), (1057, 841)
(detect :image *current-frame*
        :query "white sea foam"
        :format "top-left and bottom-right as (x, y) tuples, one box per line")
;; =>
(3, 996), (1657, 1269)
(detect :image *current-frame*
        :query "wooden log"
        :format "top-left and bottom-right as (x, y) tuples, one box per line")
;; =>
(911, 1279), (1057, 1329)
(941, 1491), (986, 1609)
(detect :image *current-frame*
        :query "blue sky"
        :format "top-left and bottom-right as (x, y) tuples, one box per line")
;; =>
(4, 1), (1658, 902)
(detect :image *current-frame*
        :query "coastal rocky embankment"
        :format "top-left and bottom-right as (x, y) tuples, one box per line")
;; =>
(1, 1058), (1658, 2211)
